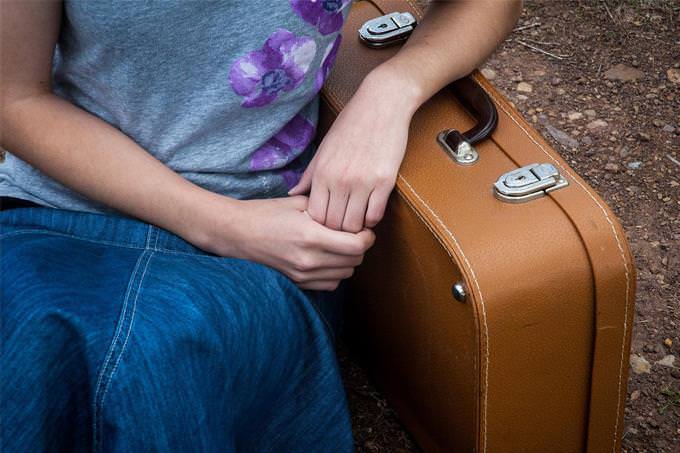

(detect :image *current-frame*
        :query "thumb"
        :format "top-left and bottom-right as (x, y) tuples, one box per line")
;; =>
(287, 161), (315, 196)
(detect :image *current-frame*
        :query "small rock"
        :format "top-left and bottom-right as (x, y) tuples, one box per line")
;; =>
(671, 369), (680, 379)
(550, 77), (561, 86)
(516, 94), (528, 101)
(637, 132), (651, 142)
(667, 68), (680, 84)
(556, 88), (566, 95)
(581, 136), (593, 146)
(662, 124), (675, 133)
(545, 124), (579, 149)
(516, 82), (533, 93)
(664, 338), (673, 348)
(605, 64), (644, 82)
(568, 112), (583, 121)
(584, 109), (597, 118)
(631, 390), (641, 401)
(653, 119), (664, 128)
(630, 354), (651, 374)
(481, 68), (497, 80)
(587, 119), (608, 130)
(656, 355), (675, 367)
(627, 161), (642, 170)
(605, 163), (620, 172)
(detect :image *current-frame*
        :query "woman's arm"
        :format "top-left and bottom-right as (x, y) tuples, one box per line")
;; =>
(1, 1), (374, 291)
(288, 0), (523, 232)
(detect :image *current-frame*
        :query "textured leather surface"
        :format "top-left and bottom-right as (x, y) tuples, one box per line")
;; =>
(321, 1), (636, 452)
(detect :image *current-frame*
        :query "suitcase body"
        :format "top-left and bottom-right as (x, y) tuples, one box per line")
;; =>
(319, 2), (636, 452)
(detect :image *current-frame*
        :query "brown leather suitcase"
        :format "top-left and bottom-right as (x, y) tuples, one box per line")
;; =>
(319, 1), (637, 452)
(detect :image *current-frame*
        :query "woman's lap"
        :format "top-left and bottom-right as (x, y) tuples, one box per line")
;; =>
(0, 207), (354, 452)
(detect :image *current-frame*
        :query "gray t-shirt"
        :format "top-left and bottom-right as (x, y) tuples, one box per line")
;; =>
(0, 0), (350, 214)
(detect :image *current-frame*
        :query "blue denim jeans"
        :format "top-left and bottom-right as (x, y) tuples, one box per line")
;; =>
(0, 206), (354, 452)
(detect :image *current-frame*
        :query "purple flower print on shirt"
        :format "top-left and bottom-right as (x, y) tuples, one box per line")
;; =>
(314, 34), (342, 91)
(279, 167), (305, 191)
(249, 114), (316, 171)
(291, 0), (350, 35)
(229, 29), (317, 108)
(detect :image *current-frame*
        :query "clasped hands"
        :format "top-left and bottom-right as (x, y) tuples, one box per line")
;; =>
(288, 68), (416, 235)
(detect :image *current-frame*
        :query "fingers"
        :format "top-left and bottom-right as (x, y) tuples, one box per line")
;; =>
(324, 186), (349, 230)
(298, 279), (343, 291)
(287, 157), (316, 196)
(364, 184), (391, 228)
(307, 184), (330, 225)
(341, 187), (371, 233)
(314, 225), (375, 256)
(292, 265), (355, 283)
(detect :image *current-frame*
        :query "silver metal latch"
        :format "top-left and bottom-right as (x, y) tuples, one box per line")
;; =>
(494, 163), (569, 203)
(359, 12), (417, 48)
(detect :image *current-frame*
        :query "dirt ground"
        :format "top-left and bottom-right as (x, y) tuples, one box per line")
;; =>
(338, 1), (679, 451)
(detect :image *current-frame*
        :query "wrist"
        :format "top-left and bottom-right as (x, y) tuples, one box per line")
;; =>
(362, 58), (428, 114)
(176, 188), (245, 256)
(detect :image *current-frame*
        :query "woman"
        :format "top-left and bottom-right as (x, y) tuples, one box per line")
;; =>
(0, 0), (521, 451)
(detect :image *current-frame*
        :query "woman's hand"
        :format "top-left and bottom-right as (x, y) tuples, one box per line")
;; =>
(190, 193), (375, 291)
(287, 66), (421, 233)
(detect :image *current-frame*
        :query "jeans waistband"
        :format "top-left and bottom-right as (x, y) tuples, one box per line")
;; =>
(0, 206), (208, 255)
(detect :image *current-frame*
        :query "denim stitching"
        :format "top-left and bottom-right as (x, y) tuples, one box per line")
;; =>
(0, 230), (145, 250)
(97, 250), (155, 450)
(0, 229), (210, 258)
(91, 226), (151, 452)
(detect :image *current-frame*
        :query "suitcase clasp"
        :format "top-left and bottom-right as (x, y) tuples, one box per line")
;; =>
(494, 163), (569, 203)
(359, 12), (417, 48)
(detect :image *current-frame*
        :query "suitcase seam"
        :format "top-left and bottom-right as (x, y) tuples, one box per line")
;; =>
(395, 174), (490, 453)
(478, 82), (632, 452)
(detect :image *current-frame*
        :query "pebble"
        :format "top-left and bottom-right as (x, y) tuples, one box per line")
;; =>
(605, 64), (644, 82)
(568, 112), (583, 121)
(550, 77), (561, 86)
(638, 132), (651, 142)
(631, 390), (641, 401)
(656, 355), (675, 367)
(627, 161), (642, 170)
(664, 338), (673, 347)
(587, 119), (608, 130)
(667, 68), (680, 84)
(584, 109), (597, 118)
(556, 88), (566, 95)
(605, 163), (620, 172)
(662, 124), (675, 133)
(630, 354), (652, 374)
(516, 82), (533, 93)
(652, 119), (664, 128)
(481, 68), (497, 80)
(545, 124), (579, 149)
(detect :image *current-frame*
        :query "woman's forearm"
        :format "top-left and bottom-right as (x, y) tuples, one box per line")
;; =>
(369, 0), (523, 109)
(1, 92), (239, 246)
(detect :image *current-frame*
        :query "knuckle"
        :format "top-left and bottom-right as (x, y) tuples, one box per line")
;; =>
(294, 253), (317, 272)
(365, 211), (383, 226)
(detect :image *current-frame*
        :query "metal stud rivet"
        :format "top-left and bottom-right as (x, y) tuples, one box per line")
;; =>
(452, 281), (467, 302)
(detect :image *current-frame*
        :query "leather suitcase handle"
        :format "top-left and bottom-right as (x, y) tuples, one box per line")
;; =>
(449, 75), (498, 146)
(437, 75), (499, 163)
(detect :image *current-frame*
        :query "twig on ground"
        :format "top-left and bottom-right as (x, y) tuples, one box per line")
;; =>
(514, 39), (570, 60)
(513, 22), (541, 32)
(522, 38), (559, 46)
(666, 154), (680, 167)
(601, 0), (615, 22)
